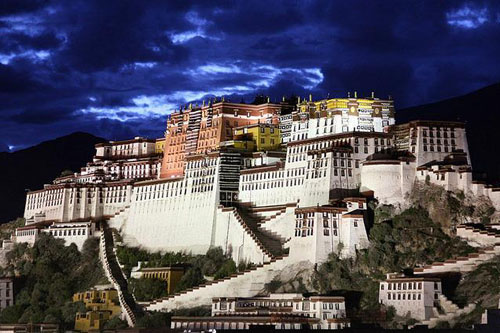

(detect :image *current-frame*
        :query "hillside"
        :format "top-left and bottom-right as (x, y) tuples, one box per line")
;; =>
(398, 83), (500, 182)
(0, 132), (106, 223)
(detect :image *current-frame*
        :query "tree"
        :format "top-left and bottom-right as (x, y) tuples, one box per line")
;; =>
(59, 169), (74, 177)
(129, 278), (167, 302)
(174, 267), (205, 292)
(0, 233), (106, 330)
(202, 247), (226, 276)
(136, 312), (172, 328)
(213, 259), (237, 280)
(102, 316), (128, 329)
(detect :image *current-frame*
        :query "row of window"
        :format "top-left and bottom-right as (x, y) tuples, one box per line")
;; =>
(420, 129), (456, 138)
(17, 229), (38, 237)
(387, 293), (422, 301)
(241, 178), (305, 191)
(48, 228), (89, 237)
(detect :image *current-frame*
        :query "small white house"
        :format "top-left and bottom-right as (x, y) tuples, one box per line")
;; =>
(379, 273), (442, 321)
(42, 221), (96, 250)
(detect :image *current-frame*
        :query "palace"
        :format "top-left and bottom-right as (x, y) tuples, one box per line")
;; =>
(18, 93), (500, 323)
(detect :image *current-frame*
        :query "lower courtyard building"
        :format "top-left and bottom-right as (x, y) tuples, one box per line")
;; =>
(171, 293), (350, 330)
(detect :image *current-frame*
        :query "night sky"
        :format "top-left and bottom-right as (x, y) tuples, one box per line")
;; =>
(1, 0), (500, 152)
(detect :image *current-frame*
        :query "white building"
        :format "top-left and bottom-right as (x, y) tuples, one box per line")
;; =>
(171, 293), (350, 330)
(42, 221), (96, 250)
(14, 224), (44, 245)
(239, 131), (392, 207)
(379, 273), (442, 321)
(390, 120), (470, 168)
(291, 199), (369, 262)
(95, 137), (157, 159)
(24, 181), (134, 223)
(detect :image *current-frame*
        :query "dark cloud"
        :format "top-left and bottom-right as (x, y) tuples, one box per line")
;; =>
(0, 64), (44, 93)
(8, 106), (75, 124)
(0, 31), (62, 53)
(0, 0), (499, 150)
(0, 0), (48, 16)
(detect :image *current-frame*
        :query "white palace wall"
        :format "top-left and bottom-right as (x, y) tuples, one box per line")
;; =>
(360, 161), (416, 205)
(24, 183), (133, 223)
(213, 208), (269, 264)
(258, 205), (297, 245)
(120, 178), (219, 254)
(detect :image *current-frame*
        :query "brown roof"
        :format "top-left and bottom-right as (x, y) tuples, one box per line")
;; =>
(240, 163), (283, 175)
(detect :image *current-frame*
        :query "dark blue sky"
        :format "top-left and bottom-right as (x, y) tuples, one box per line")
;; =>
(1, 0), (500, 152)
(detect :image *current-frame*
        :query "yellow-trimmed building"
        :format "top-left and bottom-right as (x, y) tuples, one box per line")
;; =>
(233, 123), (281, 151)
(131, 265), (185, 294)
(73, 288), (121, 332)
(155, 137), (166, 154)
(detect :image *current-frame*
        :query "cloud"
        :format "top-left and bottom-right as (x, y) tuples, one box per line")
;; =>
(446, 5), (489, 29)
(1, 0), (500, 151)
(168, 10), (222, 44)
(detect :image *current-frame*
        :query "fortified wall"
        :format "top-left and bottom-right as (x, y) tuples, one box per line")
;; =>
(20, 95), (500, 268)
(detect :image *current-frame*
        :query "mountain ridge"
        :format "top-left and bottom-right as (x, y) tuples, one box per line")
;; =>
(0, 132), (107, 223)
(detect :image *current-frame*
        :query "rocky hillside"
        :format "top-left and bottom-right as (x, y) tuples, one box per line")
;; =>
(398, 83), (500, 182)
(0, 132), (106, 223)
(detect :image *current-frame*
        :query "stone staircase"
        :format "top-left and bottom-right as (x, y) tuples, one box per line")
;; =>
(457, 223), (500, 247)
(413, 245), (500, 275)
(255, 203), (297, 245)
(421, 294), (476, 328)
(144, 254), (291, 312)
(142, 203), (297, 313)
(106, 205), (130, 230)
(99, 225), (139, 326)
(234, 204), (287, 258)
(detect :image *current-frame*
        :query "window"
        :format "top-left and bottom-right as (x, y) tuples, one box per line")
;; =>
(381, 284), (384, 290)
(354, 221), (358, 227)
(324, 229), (330, 236)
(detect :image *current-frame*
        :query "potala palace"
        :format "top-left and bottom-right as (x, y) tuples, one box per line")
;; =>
(16, 93), (500, 328)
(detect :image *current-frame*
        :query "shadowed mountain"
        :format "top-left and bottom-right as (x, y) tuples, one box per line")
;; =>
(0, 132), (106, 223)
(398, 83), (500, 182)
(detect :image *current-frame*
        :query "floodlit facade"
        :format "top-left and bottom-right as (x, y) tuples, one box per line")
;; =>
(19, 94), (500, 316)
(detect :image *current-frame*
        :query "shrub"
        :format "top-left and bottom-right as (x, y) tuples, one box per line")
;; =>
(129, 278), (168, 302)
(0, 234), (106, 330)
